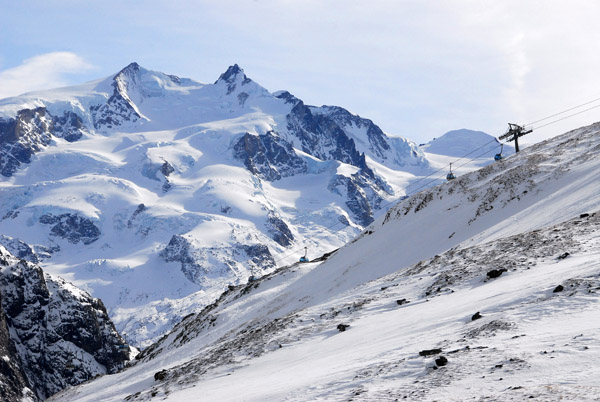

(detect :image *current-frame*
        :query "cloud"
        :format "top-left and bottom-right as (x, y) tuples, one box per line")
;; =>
(0, 52), (93, 99)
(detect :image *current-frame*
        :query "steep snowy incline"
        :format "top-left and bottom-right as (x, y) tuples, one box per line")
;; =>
(50, 123), (600, 401)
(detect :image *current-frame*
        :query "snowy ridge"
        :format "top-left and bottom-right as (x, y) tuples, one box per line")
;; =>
(0, 63), (438, 346)
(50, 122), (600, 401)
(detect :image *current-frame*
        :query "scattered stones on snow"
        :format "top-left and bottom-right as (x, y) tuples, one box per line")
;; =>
(419, 348), (442, 357)
(486, 268), (507, 279)
(471, 312), (483, 321)
(154, 370), (168, 381)
(435, 356), (448, 367)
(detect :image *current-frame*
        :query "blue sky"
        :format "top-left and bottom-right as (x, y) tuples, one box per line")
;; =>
(2, 0), (600, 144)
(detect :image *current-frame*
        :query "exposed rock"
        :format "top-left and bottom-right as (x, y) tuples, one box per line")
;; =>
(553, 284), (564, 293)
(286, 100), (376, 176)
(154, 369), (168, 382)
(39, 213), (101, 245)
(557, 252), (570, 260)
(465, 320), (516, 338)
(160, 161), (174, 177)
(90, 63), (145, 130)
(337, 324), (350, 332)
(396, 299), (410, 306)
(0, 290), (37, 402)
(487, 269), (507, 279)
(0, 245), (129, 400)
(127, 204), (147, 229)
(214, 64), (252, 95)
(266, 212), (294, 247)
(472, 312), (483, 321)
(435, 356), (448, 367)
(52, 111), (87, 142)
(274, 90), (301, 106)
(328, 172), (387, 226)
(233, 131), (307, 181)
(160, 235), (276, 287)
(313, 105), (392, 161)
(0, 107), (89, 177)
(419, 348), (442, 357)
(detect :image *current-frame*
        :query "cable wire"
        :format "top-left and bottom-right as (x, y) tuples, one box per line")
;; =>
(272, 96), (600, 265)
(532, 103), (600, 130)
(525, 96), (600, 126)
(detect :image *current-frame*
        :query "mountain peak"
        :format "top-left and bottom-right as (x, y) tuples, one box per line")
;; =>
(215, 64), (251, 85)
(115, 62), (142, 78)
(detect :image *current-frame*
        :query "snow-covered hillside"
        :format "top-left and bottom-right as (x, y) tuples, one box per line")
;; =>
(50, 123), (600, 401)
(0, 63), (447, 346)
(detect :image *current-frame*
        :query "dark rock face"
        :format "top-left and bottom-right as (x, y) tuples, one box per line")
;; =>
(233, 131), (307, 181)
(286, 101), (375, 177)
(214, 64), (252, 95)
(0, 235), (58, 263)
(90, 63), (144, 130)
(553, 284), (564, 293)
(0, 246), (130, 400)
(0, 107), (87, 177)
(127, 204), (147, 229)
(52, 111), (86, 142)
(316, 105), (392, 161)
(328, 172), (387, 226)
(161, 161), (174, 177)
(266, 213), (294, 247)
(274, 90), (301, 106)
(0, 291), (36, 402)
(39, 213), (101, 245)
(161, 235), (276, 286)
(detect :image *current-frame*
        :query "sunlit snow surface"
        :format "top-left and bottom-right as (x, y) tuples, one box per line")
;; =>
(0, 64), (451, 347)
(50, 124), (600, 401)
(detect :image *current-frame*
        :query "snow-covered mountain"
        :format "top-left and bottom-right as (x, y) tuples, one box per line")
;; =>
(50, 122), (600, 401)
(0, 245), (131, 401)
(0, 63), (437, 346)
(421, 128), (514, 159)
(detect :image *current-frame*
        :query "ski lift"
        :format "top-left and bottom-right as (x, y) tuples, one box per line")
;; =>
(494, 144), (504, 161)
(446, 163), (456, 181)
(299, 247), (309, 263)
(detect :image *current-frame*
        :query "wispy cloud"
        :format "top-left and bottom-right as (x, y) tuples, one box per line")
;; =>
(0, 52), (93, 99)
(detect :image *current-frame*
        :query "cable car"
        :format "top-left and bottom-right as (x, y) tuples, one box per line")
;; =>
(494, 144), (504, 161)
(446, 163), (456, 181)
(299, 247), (309, 263)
